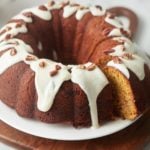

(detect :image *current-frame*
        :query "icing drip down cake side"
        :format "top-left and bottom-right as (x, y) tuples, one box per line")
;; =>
(0, 1), (150, 128)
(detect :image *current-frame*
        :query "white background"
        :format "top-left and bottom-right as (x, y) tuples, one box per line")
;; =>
(0, 0), (150, 149)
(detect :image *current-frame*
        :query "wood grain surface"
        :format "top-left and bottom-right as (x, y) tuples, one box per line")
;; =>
(0, 110), (150, 150)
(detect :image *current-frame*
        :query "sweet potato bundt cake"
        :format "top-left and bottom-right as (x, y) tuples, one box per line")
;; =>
(0, 1), (150, 128)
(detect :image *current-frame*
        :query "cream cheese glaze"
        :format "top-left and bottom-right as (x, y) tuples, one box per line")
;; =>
(0, 22), (27, 42)
(71, 63), (109, 128)
(107, 54), (146, 81)
(107, 60), (130, 79)
(106, 36), (146, 81)
(0, 38), (108, 128)
(13, 14), (33, 23)
(23, 7), (52, 21)
(63, 5), (79, 18)
(105, 14), (123, 28)
(0, 39), (34, 74)
(0, 1), (148, 128)
(121, 55), (145, 80)
(108, 28), (123, 37)
(75, 9), (89, 20)
(89, 6), (105, 16)
(30, 59), (71, 112)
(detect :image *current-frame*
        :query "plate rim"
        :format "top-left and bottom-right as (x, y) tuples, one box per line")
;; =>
(0, 100), (141, 141)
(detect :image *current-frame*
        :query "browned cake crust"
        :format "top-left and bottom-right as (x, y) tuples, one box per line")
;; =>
(0, 62), (113, 127)
(0, 1), (149, 128)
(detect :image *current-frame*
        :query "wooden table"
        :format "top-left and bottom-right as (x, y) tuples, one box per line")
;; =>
(0, 110), (150, 150)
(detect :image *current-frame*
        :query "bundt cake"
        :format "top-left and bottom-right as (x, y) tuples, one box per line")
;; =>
(0, 1), (150, 128)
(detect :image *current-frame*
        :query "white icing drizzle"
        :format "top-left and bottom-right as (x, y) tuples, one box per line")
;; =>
(75, 9), (89, 20)
(0, 39), (71, 113)
(30, 59), (71, 112)
(0, 23), (27, 42)
(107, 60), (130, 79)
(0, 1), (148, 128)
(22, 3), (92, 21)
(11, 3), (107, 26)
(0, 43), (17, 52)
(37, 41), (43, 51)
(13, 14), (32, 23)
(105, 14), (123, 28)
(107, 37), (146, 80)
(0, 38), (109, 127)
(0, 38), (33, 53)
(121, 55), (145, 80)
(109, 37), (136, 57)
(0, 39), (34, 74)
(108, 28), (123, 37)
(0, 40), (109, 119)
(13, 4), (61, 23)
(71, 62), (109, 128)
(22, 7), (52, 21)
(113, 37), (136, 53)
(0, 50), (27, 75)
(63, 4), (106, 19)
(45, 3), (62, 10)
(107, 55), (146, 81)
(89, 6), (105, 16)
(109, 45), (125, 56)
(63, 5), (78, 18)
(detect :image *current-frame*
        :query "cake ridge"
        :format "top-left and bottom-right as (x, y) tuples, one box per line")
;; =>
(0, 37), (109, 128)
(0, 1), (149, 128)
